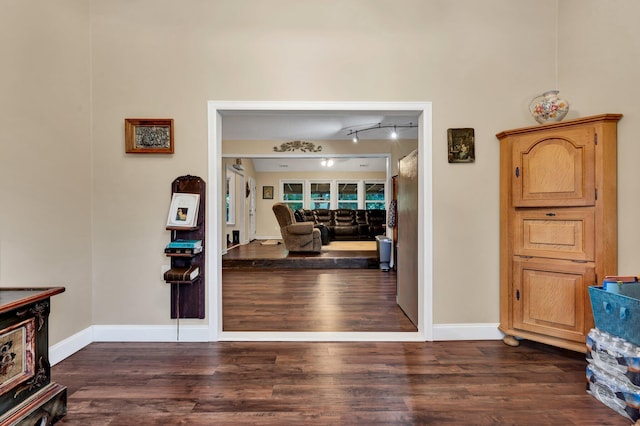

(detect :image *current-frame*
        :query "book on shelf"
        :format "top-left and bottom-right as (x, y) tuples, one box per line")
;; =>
(164, 246), (203, 255)
(166, 239), (202, 249)
(164, 266), (200, 282)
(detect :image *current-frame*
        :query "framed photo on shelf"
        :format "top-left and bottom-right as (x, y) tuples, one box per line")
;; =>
(125, 118), (174, 154)
(166, 192), (200, 228)
(262, 185), (274, 199)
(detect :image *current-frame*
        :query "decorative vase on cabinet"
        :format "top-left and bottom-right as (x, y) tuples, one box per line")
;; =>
(529, 90), (569, 124)
(497, 114), (622, 353)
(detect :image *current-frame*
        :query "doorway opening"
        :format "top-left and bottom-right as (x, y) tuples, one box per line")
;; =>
(208, 101), (433, 342)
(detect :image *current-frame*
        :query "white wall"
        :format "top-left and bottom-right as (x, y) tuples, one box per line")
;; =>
(5, 0), (640, 344)
(91, 0), (552, 325)
(0, 1), (93, 343)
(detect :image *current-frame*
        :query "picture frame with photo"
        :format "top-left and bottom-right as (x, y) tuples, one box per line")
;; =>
(166, 192), (200, 229)
(125, 118), (174, 154)
(262, 185), (274, 200)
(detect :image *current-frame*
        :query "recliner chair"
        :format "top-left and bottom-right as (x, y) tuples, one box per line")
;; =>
(272, 203), (322, 253)
(333, 209), (358, 240)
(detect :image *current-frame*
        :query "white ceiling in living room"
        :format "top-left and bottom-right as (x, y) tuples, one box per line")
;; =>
(221, 109), (419, 172)
(252, 156), (387, 173)
(220, 110), (420, 141)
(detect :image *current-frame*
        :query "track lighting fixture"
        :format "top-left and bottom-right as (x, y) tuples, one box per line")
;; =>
(346, 122), (416, 141)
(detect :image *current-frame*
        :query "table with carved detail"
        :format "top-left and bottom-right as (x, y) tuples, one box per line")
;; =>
(0, 287), (66, 425)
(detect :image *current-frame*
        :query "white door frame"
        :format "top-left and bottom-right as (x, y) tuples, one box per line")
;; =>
(207, 101), (433, 342)
(248, 176), (256, 242)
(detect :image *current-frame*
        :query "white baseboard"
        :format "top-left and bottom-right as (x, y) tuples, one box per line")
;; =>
(49, 327), (93, 366)
(93, 324), (210, 342)
(432, 323), (503, 341)
(49, 323), (502, 364)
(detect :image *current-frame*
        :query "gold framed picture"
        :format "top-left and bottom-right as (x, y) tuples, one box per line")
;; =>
(125, 118), (174, 154)
(447, 128), (475, 163)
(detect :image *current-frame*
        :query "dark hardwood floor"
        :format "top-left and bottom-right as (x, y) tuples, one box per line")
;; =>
(222, 240), (415, 332)
(223, 268), (416, 332)
(49, 242), (625, 424)
(52, 340), (630, 425)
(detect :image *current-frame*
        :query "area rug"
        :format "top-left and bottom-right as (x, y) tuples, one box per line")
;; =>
(260, 239), (282, 245)
(321, 241), (376, 251)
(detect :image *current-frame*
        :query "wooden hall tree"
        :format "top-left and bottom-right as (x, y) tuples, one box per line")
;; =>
(497, 114), (622, 353)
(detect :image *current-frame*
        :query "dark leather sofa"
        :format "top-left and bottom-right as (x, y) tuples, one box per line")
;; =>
(294, 208), (386, 241)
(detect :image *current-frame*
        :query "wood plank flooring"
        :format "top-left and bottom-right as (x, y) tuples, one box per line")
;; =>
(223, 268), (416, 332)
(52, 340), (631, 425)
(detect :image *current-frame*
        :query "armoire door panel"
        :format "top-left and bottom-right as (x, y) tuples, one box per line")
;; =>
(513, 208), (595, 261)
(511, 127), (595, 207)
(512, 258), (594, 343)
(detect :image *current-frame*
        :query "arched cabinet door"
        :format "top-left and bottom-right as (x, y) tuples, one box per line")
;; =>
(511, 126), (595, 207)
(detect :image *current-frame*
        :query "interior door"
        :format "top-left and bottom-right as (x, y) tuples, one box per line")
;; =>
(397, 149), (419, 326)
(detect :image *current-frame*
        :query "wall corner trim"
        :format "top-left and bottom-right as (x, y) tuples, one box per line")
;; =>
(49, 326), (94, 366)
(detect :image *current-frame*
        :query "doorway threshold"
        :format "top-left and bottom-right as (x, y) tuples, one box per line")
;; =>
(219, 331), (426, 342)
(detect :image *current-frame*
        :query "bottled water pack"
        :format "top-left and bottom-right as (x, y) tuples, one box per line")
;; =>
(586, 328), (640, 389)
(587, 362), (640, 422)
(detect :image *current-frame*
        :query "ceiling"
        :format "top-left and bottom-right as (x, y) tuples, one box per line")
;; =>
(250, 156), (388, 173)
(221, 109), (420, 172)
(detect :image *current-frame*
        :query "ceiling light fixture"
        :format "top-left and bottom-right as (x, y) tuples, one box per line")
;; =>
(346, 122), (416, 141)
(321, 158), (334, 167)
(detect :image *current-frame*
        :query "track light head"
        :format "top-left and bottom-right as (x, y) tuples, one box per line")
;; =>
(346, 122), (416, 141)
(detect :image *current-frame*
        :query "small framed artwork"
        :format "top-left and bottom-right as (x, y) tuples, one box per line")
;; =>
(262, 186), (274, 200)
(166, 192), (200, 229)
(125, 118), (174, 154)
(447, 128), (475, 163)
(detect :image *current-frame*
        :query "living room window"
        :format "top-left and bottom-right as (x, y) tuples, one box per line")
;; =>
(282, 181), (303, 211)
(365, 182), (386, 210)
(337, 182), (358, 210)
(310, 182), (331, 209)
(279, 179), (386, 210)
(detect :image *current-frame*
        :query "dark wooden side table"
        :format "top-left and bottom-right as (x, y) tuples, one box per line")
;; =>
(0, 287), (66, 425)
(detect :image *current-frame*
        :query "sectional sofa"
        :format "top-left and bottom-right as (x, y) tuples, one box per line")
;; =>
(294, 208), (386, 241)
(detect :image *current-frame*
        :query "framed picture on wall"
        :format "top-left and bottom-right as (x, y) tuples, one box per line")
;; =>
(262, 186), (274, 199)
(125, 118), (174, 154)
(447, 128), (475, 163)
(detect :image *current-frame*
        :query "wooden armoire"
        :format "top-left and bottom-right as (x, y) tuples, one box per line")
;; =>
(497, 114), (622, 352)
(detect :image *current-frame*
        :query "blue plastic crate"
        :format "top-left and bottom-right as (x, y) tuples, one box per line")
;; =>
(589, 285), (640, 346)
